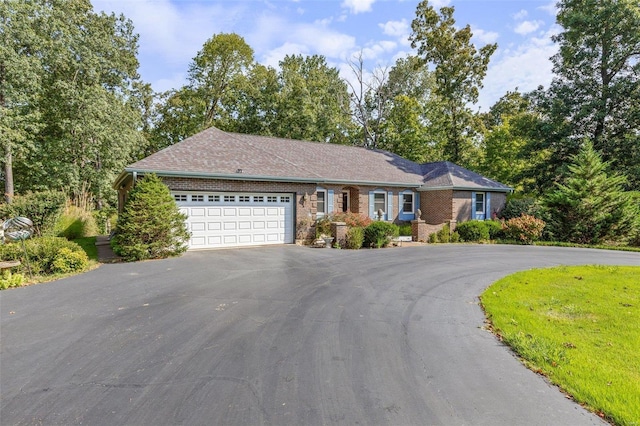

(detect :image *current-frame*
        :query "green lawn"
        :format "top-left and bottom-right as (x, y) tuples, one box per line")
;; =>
(481, 265), (640, 426)
(72, 236), (98, 261)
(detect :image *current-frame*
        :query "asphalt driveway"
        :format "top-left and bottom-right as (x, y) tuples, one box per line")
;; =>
(2, 245), (639, 425)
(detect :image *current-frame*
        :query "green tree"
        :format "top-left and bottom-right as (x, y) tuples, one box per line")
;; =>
(273, 54), (352, 144)
(0, 1), (44, 203)
(410, 1), (496, 166)
(112, 174), (189, 261)
(2, 0), (145, 207)
(544, 142), (637, 244)
(549, 0), (640, 189)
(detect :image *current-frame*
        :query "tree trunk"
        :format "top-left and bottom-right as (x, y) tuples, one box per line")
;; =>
(4, 144), (14, 204)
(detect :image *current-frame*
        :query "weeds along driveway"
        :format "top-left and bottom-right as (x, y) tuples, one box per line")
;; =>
(1, 245), (638, 425)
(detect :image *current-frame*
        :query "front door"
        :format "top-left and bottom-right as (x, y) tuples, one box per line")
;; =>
(341, 191), (350, 212)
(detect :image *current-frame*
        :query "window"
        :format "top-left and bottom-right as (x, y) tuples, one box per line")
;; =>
(174, 194), (187, 202)
(475, 193), (485, 215)
(402, 193), (414, 213)
(316, 190), (326, 217)
(281, 196), (291, 203)
(374, 192), (386, 216)
(224, 195), (235, 203)
(238, 195), (250, 202)
(267, 196), (278, 203)
(254, 196), (264, 203)
(192, 195), (204, 202)
(208, 195), (220, 202)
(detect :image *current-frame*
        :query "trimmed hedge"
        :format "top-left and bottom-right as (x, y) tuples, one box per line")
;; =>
(456, 220), (490, 242)
(364, 221), (399, 248)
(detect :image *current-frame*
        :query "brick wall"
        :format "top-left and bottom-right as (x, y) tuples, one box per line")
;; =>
(453, 191), (472, 222)
(420, 190), (453, 225)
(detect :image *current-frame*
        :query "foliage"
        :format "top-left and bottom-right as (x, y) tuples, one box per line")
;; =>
(315, 216), (332, 238)
(450, 231), (460, 243)
(498, 195), (542, 221)
(329, 211), (373, 229)
(436, 223), (450, 243)
(456, 220), (489, 242)
(0, 236), (86, 275)
(398, 223), (412, 237)
(502, 215), (545, 245)
(0, 190), (66, 236)
(51, 247), (89, 274)
(482, 266), (640, 425)
(364, 221), (399, 248)
(3, 0), (145, 206)
(550, 0), (640, 190)
(0, 270), (24, 290)
(93, 207), (118, 235)
(112, 174), (189, 261)
(484, 220), (504, 240)
(544, 142), (637, 244)
(72, 237), (98, 261)
(54, 205), (98, 240)
(410, 1), (496, 166)
(428, 232), (438, 243)
(345, 227), (365, 250)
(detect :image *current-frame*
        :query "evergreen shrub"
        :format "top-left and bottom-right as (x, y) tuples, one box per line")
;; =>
(345, 227), (364, 249)
(364, 221), (399, 248)
(456, 220), (490, 242)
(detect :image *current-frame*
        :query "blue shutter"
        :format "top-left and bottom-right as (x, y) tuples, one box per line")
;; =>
(414, 192), (420, 220)
(327, 189), (334, 215)
(387, 191), (393, 221)
(486, 192), (491, 220)
(471, 192), (476, 220)
(369, 191), (375, 218)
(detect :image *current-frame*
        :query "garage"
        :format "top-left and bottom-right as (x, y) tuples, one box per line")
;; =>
(172, 192), (294, 249)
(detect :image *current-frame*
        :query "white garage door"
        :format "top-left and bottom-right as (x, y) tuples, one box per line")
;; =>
(172, 192), (294, 249)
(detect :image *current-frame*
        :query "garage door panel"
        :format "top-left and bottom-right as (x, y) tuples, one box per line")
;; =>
(175, 192), (294, 249)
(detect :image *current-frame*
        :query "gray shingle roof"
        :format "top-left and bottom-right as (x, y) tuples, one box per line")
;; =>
(121, 127), (511, 191)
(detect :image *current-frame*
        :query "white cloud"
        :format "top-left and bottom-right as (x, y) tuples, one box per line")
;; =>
(513, 9), (528, 20)
(379, 19), (409, 38)
(262, 43), (309, 68)
(538, 1), (558, 16)
(478, 30), (558, 111)
(429, 0), (451, 8)
(514, 20), (544, 35)
(472, 27), (499, 45)
(361, 40), (398, 60)
(342, 0), (376, 14)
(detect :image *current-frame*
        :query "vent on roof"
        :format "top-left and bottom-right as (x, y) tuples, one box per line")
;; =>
(236, 168), (243, 174)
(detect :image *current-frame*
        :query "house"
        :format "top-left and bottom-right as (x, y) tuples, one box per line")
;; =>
(114, 127), (511, 249)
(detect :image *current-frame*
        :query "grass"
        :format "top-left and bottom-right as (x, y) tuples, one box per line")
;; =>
(533, 240), (640, 253)
(481, 265), (640, 426)
(72, 236), (98, 261)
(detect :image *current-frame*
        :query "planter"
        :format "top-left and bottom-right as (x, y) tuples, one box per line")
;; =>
(322, 237), (334, 248)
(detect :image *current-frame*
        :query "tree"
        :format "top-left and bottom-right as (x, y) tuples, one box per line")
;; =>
(544, 142), (637, 244)
(549, 0), (640, 189)
(410, 1), (496, 166)
(112, 174), (189, 261)
(2, 0), (145, 207)
(272, 54), (353, 144)
(0, 1), (44, 203)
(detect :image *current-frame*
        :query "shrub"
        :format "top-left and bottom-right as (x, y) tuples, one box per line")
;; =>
(429, 232), (438, 243)
(0, 237), (87, 275)
(437, 223), (450, 243)
(450, 231), (460, 243)
(364, 221), (399, 248)
(0, 190), (66, 236)
(345, 227), (364, 249)
(484, 220), (504, 240)
(498, 195), (542, 221)
(55, 205), (99, 240)
(0, 270), (24, 290)
(112, 174), (190, 261)
(52, 247), (89, 274)
(330, 212), (373, 228)
(398, 223), (412, 236)
(502, 214), (546, 244)
(456, 220), (490, 242)
(315, 216), (332, 238)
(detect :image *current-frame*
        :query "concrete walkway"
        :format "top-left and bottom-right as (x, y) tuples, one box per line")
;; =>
(94, 235), (121, 263)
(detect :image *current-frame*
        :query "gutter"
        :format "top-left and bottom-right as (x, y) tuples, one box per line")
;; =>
(418, 185), (513, 193)
(118, 168), (423, 189)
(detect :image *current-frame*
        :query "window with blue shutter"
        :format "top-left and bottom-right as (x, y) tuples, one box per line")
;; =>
(486, 192), (491, 220)
(327, 189), (334, 215)
(387, 191), (393, 221)
(399, 190), (416, 221)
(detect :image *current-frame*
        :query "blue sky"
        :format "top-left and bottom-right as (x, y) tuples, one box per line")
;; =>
(93, 0), (561, 111)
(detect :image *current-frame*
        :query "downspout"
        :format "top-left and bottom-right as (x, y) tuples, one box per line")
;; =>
(133, 171), (138, 185)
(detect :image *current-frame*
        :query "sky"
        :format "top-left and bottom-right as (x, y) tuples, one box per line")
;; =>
(92, 0), (561, 111)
